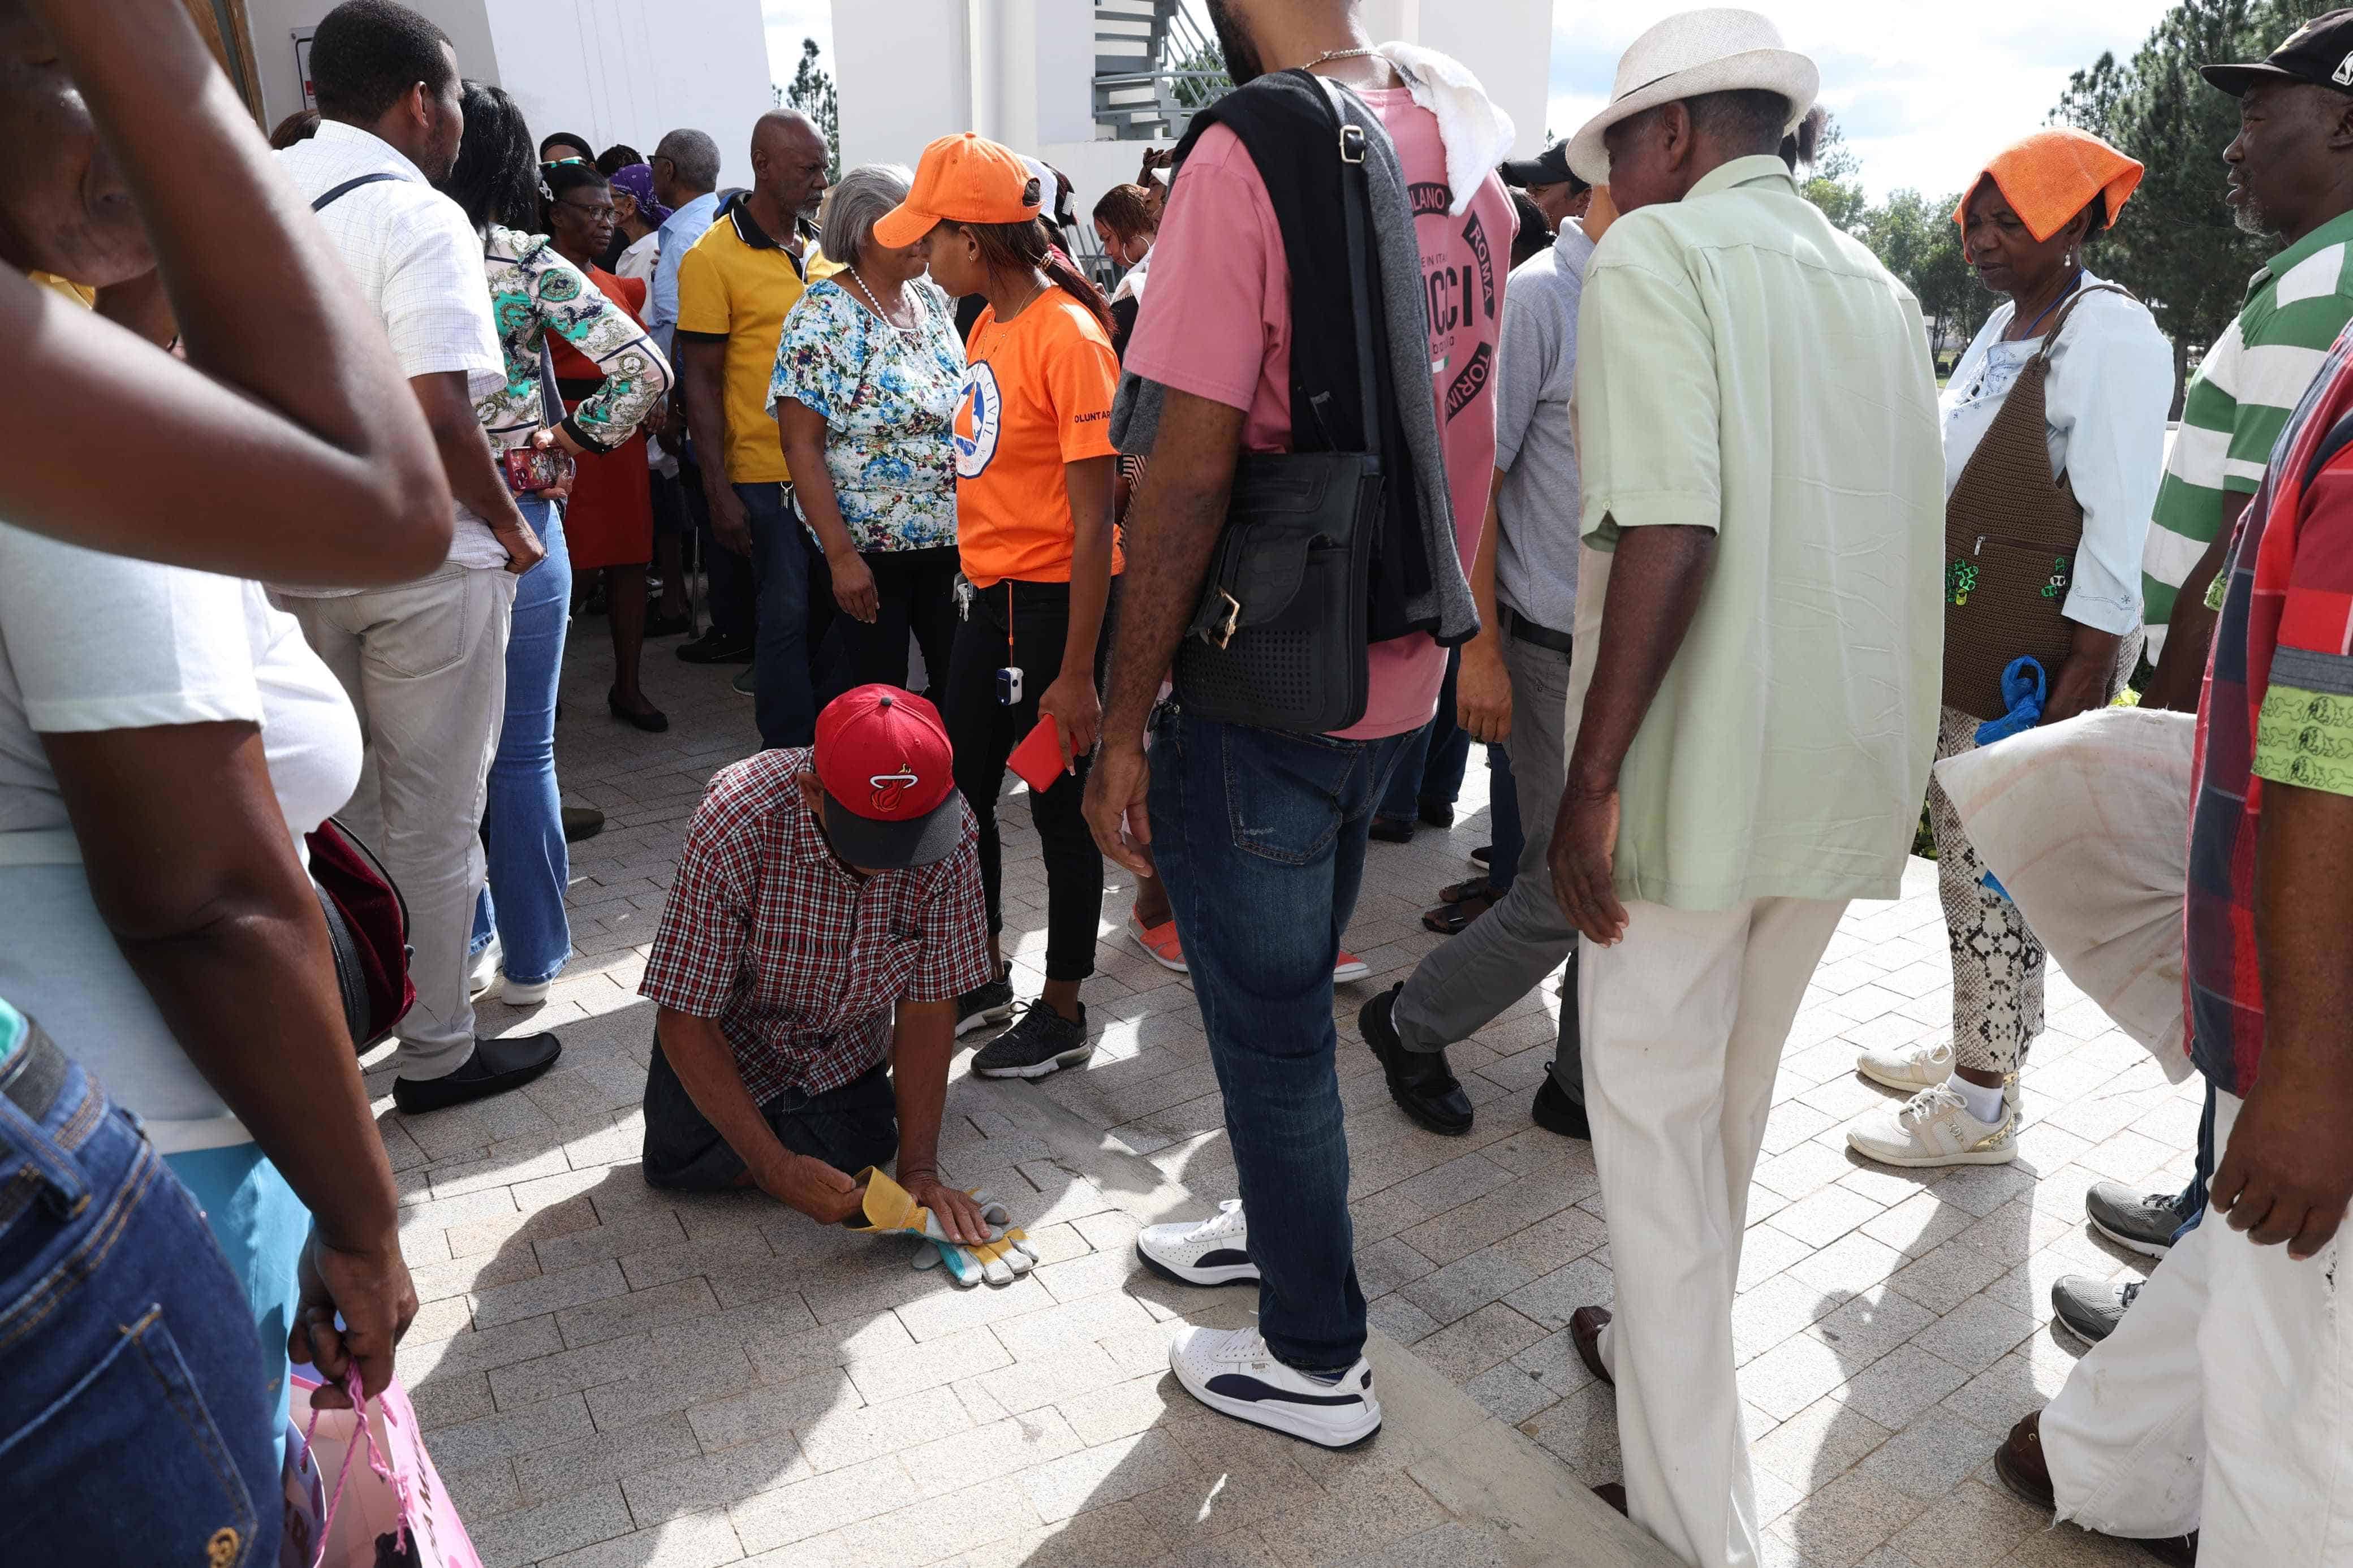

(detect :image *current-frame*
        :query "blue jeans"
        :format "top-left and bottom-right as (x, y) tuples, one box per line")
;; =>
(473, 499), (572, 986)
(1486, 743), (1522, 894)
(1149, 706), (1413, 1371)
(743, 481), (818, 749)
(0, 1023), (280, 1565)
(1378, 645), (1472, 818)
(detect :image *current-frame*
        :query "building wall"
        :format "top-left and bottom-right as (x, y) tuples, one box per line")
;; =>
(485, 0), (773, 188)
(245, 0), (495, 125)
(835, 0), (972, 172)
(243, 0), (772, 188)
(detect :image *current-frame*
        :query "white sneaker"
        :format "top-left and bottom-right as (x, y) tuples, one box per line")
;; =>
(1136, 1198), (1259, 1286)
(468, 939), (502, 1001)
(1846, 1080), (2017, 1168)
(1855, 1037), (1954, 1091)
(499, 973), (552, 1007)
(1169, 1324), (1381, 1449)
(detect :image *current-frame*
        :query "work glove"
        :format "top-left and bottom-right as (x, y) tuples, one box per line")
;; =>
(913, 1227), (1041, 1288)
(846, 1168), (1006, 1245)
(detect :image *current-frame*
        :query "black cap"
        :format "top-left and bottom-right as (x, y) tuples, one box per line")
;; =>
(2203, 8), (2353, 97)
(1498, 140), (1587, 192)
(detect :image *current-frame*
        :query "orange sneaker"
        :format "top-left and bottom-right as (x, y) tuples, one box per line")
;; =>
(1332, 949), (1370, 982)
(1128, 908), (1187, 973)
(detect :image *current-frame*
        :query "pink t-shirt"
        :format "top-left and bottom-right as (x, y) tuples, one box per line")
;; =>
(1126, 87), (1511, 739)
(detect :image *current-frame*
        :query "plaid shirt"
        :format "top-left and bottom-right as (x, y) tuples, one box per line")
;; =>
(2187, 325), (2353, 1094)
(639, 749), (993, 1104)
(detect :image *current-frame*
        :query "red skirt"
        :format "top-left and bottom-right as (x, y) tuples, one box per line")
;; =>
(561, 412), (654, 571)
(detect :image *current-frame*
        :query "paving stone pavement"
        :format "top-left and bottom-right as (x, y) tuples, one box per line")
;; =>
(367, 637), (2200, 1568)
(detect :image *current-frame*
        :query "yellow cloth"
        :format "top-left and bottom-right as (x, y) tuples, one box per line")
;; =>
(29, 272), (96, 309)
(673, 197), (841, 484)
(1956, 128), (2143, 244)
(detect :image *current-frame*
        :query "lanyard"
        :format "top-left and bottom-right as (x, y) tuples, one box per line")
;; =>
(2015, 269), (2084, 342)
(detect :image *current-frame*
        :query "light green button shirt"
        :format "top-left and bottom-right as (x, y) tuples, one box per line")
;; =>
(1567, 156), (1946, 910)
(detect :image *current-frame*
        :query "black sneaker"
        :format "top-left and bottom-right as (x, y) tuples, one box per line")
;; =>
(676, 629), (753, 664)
(1531, 1074), (1591, 1140)
(2084, 1181), (2186, 1258)
(393, 1034), (561, 1115)
(972, 1001), (1093, 1078)
(955, 965), (1015, 1038)
(1358, 984), (1472, 1135)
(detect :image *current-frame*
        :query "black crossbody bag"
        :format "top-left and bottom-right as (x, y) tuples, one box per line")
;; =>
(1170, 102), (1384, 734)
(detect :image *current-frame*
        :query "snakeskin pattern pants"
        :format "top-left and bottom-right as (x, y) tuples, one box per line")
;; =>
(1930, 632), (2144, 1077)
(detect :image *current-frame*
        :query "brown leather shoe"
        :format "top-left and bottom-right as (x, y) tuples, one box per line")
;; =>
(1994, 1413), (2199, 1567)
(1571, 1305), (1613, 1387)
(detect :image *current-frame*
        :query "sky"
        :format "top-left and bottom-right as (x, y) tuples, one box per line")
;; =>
(766, 0), (2194, 201)
(1544, 0), (2184, 199)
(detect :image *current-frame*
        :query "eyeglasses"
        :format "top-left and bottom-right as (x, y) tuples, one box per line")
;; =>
(555, 198), (617, 222)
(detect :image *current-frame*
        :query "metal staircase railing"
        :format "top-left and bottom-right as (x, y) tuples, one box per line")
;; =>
(1092, 0), (1229, 142)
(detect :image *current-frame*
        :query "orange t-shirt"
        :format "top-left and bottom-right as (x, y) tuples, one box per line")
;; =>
(951, 292), (1123, 588)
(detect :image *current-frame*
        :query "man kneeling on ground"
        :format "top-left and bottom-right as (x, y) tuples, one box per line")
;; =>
(637, 684), (997, 1243)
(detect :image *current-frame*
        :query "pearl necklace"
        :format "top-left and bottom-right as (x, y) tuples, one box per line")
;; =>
(846, 266), (922, 340)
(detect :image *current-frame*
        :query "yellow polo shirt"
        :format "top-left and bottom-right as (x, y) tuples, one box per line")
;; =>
(674, 194), (842, 485)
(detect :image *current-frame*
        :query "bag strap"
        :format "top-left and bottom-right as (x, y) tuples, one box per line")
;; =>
(309, 171), (402, 213)
(1325, 85), (1382, 459)
(2028, 281), (2134, 370)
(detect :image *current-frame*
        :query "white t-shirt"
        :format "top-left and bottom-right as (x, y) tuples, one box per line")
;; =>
(618, 230), (661, 285)
(0, 523), (362, 1151)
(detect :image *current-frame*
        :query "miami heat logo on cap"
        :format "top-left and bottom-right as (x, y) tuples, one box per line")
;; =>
(869, 768), (920, 813)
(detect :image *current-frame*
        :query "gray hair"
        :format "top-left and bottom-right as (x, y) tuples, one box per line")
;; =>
(652, 128), (721, 192)
(824, 162), (915, 262)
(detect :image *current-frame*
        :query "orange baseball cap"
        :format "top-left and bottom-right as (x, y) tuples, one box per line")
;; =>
(873, 132), (1042, 248)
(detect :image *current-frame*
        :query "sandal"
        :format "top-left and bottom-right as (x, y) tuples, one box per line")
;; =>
(1423, 884), (1502, 935)
(1436, 876), (1493, 906)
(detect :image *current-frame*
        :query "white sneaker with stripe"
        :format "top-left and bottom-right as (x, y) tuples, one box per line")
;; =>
(1169, 1324), (1381, 1449)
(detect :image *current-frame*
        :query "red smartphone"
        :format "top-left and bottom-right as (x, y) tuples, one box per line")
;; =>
(501, 446), (571, 495)
(1009, 716), (1067, 792)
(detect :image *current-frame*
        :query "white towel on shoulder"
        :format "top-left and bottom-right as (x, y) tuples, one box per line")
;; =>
(1374, 42), (1518, 217)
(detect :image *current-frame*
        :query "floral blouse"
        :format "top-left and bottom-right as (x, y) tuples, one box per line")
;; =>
(766, 277), (963, 552)
(475, 224), (671, 454)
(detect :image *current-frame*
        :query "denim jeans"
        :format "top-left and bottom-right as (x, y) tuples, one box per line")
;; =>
(1148, 706), (1413, 1371)
(743, 481), (819, 749)
(0, 1022), (279, 1565)
(1378, 645), (1472, 818)
(1486, 742), (1522, 895)
(474, 499), (572, 986)
(640, 1029), (898, 1190)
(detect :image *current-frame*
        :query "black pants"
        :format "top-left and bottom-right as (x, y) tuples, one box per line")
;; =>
(829, 543), (960, 697)
(640, 1028), (898, 1190)
(944, 577), (1114, 983)
(677, 452), (753, 642)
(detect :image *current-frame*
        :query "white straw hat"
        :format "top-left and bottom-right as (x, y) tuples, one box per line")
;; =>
(1567, 8), (1819, 186)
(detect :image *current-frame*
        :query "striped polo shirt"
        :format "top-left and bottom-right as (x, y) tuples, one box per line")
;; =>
(2143, 210), (2353, 659)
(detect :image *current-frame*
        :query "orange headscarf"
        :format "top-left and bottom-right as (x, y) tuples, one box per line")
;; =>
(1954, 127), (2144, 243)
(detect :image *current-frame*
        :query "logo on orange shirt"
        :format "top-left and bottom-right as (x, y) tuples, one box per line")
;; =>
(953, 362), (1003, 480)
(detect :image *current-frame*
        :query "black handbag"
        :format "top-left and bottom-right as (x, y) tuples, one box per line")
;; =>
(1171, 104), (1384, 734)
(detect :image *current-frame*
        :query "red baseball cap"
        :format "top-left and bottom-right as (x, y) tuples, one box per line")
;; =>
(812, 685), (963, 869)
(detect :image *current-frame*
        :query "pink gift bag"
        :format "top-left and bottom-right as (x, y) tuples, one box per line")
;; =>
(290, 1366), (484, 1568)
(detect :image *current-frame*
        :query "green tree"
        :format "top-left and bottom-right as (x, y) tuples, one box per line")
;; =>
(1861, 189), (1993, 356)
(1800, 115), (1869, 234)
(2049, 0), (2337, 410)
(779, 37), (841, 182)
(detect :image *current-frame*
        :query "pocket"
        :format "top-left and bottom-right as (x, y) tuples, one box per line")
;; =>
(373, 567), (480, 680)
(1221, 727), (1358, 866)
(0, 1308), (260, 1566)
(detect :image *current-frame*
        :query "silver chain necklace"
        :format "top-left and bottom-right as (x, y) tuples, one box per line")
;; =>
(846, 266), (921, 340)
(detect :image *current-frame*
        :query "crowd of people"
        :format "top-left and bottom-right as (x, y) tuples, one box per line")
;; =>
(5, 0), (2351, 1563)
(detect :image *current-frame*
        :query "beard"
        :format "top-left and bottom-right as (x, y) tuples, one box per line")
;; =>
(1204, 0), (1265, 85)
(2232, 196), (2276, 239)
